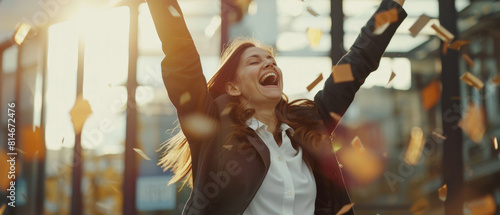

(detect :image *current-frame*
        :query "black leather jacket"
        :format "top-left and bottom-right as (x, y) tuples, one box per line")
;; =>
(146, 0), (407, 214)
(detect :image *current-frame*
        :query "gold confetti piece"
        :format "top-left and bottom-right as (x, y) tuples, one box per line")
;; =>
(306, 28), (322, 48)
(0, 204), (5, 215)
(329, 112), (342, 122)
(462, 54), (475, 67)
(168, 5), (181, 17)
(374, 22), (390, 35)
(404, 127), (425, 165)
(179, 92), (191, 106)
(438, 184), (447, 202)
(133, 148), (152, 160)
(351, 136), (365, 152)
(460, 103), (486, 143)
(306, 73), (323, 92)
(466, 194), (497, 215)
(14, 147), (26, 154)
(460, 72), (484, 90)
(14, 23), (31, 45)
(491, 74), (500, 85)
(442, 40), (449, 55)
(410, 198), (430, 215)
(448, 40), (471, 50)
(62, 137), (65, 144)
(374, 8), (398, 29)
(70, 95), (92, 134)
(223, 144), (233, 151)
(332, 64), (354, 83)
(306, 6), (319, 16)
(335, 203), (354, 215)
(421, 81), (441, 110)
(494, 137), (498, 150)
(339, 147), (383, 185)
(21, 193), (28, 203)
(387, 71), (396, 85)
(21, 126), (45, 162)
(221, 106), (232, 116)
(182, 113), (217, 139)
(431, 24), (455, 42)
(432, 131), (446, 140)
(409, 14), (432, 37)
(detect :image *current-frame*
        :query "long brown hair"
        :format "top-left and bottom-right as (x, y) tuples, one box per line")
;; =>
(158, 38), (325, 188)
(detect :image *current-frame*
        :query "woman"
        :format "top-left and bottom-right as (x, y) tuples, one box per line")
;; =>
(146, 0), (406, 214)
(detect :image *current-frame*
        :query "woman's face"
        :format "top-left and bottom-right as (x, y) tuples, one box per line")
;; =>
(227, 47), (283, 106)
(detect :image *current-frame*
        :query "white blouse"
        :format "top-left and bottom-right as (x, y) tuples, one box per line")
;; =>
(243, 118), (316, 215)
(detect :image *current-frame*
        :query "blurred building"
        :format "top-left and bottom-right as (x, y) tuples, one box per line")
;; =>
(0, 0), (499, 214)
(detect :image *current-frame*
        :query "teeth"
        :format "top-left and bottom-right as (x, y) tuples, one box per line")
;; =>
(260, 73), (277, 84)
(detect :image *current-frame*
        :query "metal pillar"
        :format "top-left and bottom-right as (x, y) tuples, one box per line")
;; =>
(123, 2), (139, 215)
(439, 0), (464, 214)
(70, 28), (86, 215)
(330, 0), (345, 63)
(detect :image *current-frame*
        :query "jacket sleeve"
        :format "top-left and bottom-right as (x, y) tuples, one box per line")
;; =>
(146, 0), (217, 141)
(314, 0), (407, 134)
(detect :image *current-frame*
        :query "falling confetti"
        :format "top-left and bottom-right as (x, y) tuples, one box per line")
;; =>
(62, 137), (65, 144)
(404, 127), (425, 165)
(494, 137), (498, 150)
(374, 22), (390, 35)
(442, 40), (449, 55)
(335, 203), (354, 215)
(409, 14), (432, 37)
(329, 112), (342, 122)
(168, 5), (181, 17)
(448, 40), (471, 50)
(306, 73), (323, 92)
(460, 72), (484, 90)
(14, 147), (26, 154)
(70, 95), (93, 134)
(410, 198), (430, 215)
(221, 106), (232, 116)
(339, 147), (383, 185)
(223, 144), (233, 151)
(0, 204), (5, 215)
(438, 184), (447, 202)
(466, 194), (497, 215)
(432, 131), (446, 140)
(14, 23), (31, 45)
(179, 92), (191, 106)
(431, 24), (455, 42)
(21, 193), (28, 203)
(181, 113), (217, 139)
(374, 8), (398, 29)
(133, 148), (152, 160)
(387, 71), (396, 85)
(462, 54), (475, 67)
(421, 81), (441, 110)
(21, 126), (45, 162)
(306, 6), (319, 16)
(332, 64), (354, 83)
(460, 103), (486, 143)
(491, 74), (500, 85)
(306, 28), (322, 48)
(351, 136), (365, 153)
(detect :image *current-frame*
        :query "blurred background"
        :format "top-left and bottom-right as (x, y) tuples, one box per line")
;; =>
(0, 0), (499, 214)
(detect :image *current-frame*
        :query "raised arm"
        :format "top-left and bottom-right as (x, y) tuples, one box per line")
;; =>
(146, 0), (214, 116)
(314, 0), (407, 134)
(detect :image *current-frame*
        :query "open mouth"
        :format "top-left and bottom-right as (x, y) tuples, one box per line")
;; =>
(259, 72), (279, 86)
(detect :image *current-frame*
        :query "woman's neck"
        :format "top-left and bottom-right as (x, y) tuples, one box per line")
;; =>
(253, 108), (278, 133)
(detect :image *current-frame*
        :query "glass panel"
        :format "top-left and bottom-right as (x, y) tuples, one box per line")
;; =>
(44, 20), (79, 214)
